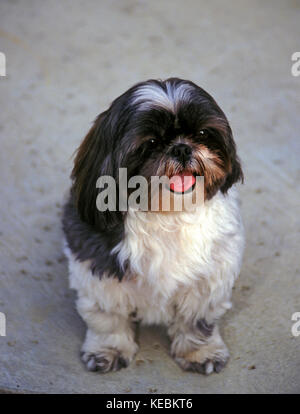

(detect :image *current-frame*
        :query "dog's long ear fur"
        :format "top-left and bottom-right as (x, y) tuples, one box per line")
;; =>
(221, 127), (244, 193)
(71, 111), (122, 231)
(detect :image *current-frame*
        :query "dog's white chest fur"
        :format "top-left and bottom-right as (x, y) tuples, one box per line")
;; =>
(118, 207), (216, 295)
(116, 188), (243, 323)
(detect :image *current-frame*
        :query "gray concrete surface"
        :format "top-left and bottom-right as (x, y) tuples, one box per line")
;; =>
(0, 0), (300, 394)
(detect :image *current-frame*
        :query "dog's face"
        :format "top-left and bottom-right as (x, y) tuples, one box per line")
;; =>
(72, 78), (243, 229)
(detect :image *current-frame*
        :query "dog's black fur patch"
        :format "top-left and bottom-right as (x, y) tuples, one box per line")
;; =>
(62, 192), (127, 280)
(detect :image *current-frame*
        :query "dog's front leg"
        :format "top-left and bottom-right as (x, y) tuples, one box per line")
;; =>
(77, 296), (138, 373)
(168, 291), (231, 375)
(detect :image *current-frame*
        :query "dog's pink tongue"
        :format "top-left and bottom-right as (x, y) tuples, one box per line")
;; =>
(170, 173), (196, 192)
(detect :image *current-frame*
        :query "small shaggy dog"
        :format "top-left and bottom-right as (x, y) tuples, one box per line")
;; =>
(63, 78), (244, 375)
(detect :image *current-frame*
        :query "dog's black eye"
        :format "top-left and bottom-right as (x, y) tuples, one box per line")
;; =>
(149, 138), (157, 146)
(199, 129), (209, 138)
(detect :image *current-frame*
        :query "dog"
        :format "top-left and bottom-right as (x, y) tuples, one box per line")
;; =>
(62, 78), (244, 375)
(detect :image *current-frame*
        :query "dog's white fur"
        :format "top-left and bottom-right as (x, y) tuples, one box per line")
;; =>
(132, 80), (193, 113)
(64, 186), (244, 374)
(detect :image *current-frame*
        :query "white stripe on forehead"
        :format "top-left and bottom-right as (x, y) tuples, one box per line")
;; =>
(132, 81), (193, 113)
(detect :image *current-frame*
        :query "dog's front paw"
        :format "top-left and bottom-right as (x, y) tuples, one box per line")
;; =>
(176, 355), (228, 375)
(81, 348), (129, 373)
(173, 340), (229, 375)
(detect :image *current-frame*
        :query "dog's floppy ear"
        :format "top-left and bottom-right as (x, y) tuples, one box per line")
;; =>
(221, 128), (244, 193)
(71, 112), (122, 230)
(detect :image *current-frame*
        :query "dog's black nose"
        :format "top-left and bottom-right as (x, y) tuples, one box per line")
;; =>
(171, 143), (192, 164)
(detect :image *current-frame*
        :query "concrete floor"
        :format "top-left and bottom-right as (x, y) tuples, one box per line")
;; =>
(0, 0), (299, 394)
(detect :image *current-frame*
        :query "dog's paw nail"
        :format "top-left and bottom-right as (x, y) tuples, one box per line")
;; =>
(205, 361), (214, 375)
(86, 357), (98, 371)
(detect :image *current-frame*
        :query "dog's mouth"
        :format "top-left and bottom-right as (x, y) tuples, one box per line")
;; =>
(168, 172), (196, 194)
